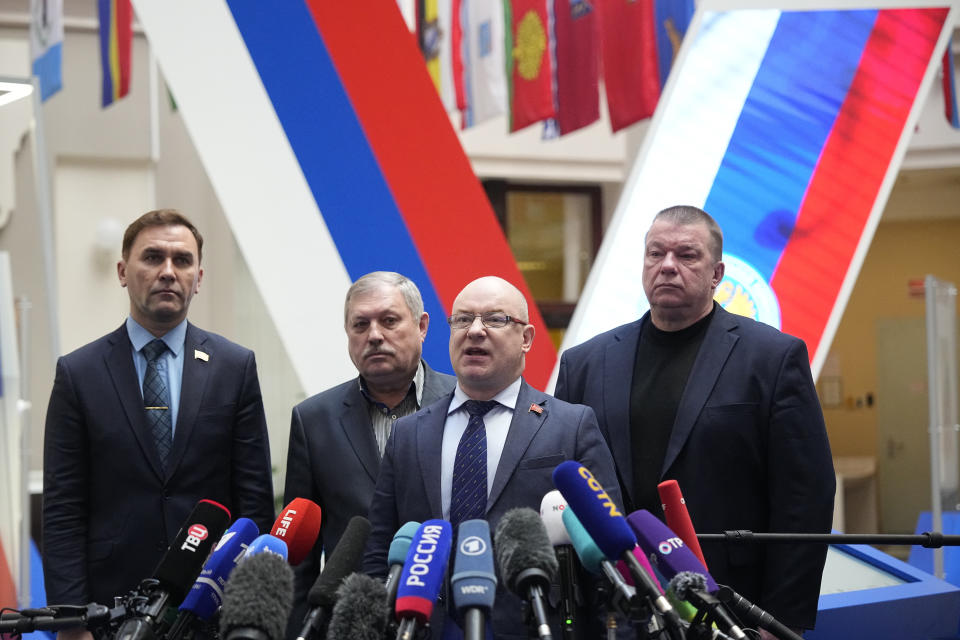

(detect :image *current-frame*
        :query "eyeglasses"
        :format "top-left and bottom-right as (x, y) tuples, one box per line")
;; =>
(447, 312), (528, 330)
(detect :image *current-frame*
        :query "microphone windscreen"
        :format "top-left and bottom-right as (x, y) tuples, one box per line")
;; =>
(626, 510), (718, 593)
(388, 521), (421, 566)
(271, 497), (322, 566)
(658, 480), (708, 568)
(493, 508), (558, 594)
(552, 461), (635, 560)
(395, 520), (453, 623)
(179, 517), (260, 620)
(539, 490), (572, 546)
(667, 572), (708, 601)
(154, 499), (232, 604)
(245, 534), (289, 560)
(326, 573), (389, 640)
(307, 515), (371, 608)
(220, 552), (293, 640)
(451, 519), (497, 612)
(560, 507), (605, 574)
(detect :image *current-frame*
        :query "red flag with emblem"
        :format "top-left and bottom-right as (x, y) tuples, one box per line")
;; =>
(505, 0), (555, 132)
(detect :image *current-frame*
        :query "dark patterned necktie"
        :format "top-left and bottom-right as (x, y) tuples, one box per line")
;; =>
(450, 399), (498, 527)
(142, 339), (172, 470)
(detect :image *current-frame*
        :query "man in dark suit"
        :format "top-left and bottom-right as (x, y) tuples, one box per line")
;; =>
(363, 276), (620, 639)
(282, 271), (455, 631)
(554, 205), (835, 638)
(42, 210), (275, 628)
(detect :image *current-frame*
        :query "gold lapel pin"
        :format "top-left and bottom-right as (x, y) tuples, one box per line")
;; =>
(194, 349), (209, 362)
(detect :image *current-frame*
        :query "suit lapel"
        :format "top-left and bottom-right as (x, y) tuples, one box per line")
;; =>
(104, 325), (165, 481)
(168, 324), (210, 480)
(421, 362), (452, 406)
(487, 381), (547, 513)
(417, 393), (451, 517)
(603, 319), (643, 504)
(340, 382), (381, 483)
(662, 308), (739, 477)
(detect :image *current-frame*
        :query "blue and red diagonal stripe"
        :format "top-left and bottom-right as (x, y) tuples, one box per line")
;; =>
(225, 1), (556, 385)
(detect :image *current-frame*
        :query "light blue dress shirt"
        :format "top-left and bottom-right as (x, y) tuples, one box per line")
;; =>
(440, 376), (522, 521)
(126, 316), (187, 436)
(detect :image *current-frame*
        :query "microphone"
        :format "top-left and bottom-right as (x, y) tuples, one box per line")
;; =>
(552, 462), (684, 640)
(658, 479), (708, 568)
(245, 534), (289, 560)
(670, 573), (747, 640)
(114, 499), (232, 640)
(219, 551), (294, 640)
(493, 508), (558, 640)
(0, 604), (115, 634)
(167, 517), (260, 640)
(297, 515), (371, 640)
(451, 519), (497, 640)
(270, 497), (322, 565)
(561, 506), (639, 620)
(394, 520), (453, 640)
(627, 510), (745, 640)
(539, 491), (579, 639)
(385, 521), (421, 608)
(326, 573), (389, 640)
(715, 584), (804, 640)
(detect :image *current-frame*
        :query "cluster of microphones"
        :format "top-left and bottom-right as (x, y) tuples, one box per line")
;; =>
(1, 461), (802, 640)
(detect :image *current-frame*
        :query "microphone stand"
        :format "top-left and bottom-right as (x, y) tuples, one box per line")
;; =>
(697, 530), (960, 547)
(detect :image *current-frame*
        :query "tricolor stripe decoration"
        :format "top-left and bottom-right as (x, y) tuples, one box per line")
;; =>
(97, 0), (132, 107)
(944, 42), (959, 128)
(132, 1), (555, 393)
(559, 1), (956, 382)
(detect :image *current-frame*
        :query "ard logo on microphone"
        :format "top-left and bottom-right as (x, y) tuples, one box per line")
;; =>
(182, 524), (209, 552)
(406, 524), (444, 587)
(576, 465), (622, 517)
(658, 537), (684, 555)
(459, 536), (487, 556)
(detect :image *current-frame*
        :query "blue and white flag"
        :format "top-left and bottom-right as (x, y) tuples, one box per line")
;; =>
(30, 0), (63, 101)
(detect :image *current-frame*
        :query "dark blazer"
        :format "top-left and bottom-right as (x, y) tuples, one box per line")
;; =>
(42, 322), (275, 606)
(362, 380), (621, 639)
(282, 361), (455, 629)
(555, 305), (835, 630)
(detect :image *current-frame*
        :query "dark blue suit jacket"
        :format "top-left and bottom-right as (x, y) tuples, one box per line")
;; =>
(42, 322), (275, 606)
(362, 379), (621, 639)
(555, 306), (835, 630)
(282, 362), (455, 634)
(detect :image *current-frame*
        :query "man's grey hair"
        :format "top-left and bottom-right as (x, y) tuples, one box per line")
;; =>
(344, 271), (425, 323)
(651, 205), (724, 262)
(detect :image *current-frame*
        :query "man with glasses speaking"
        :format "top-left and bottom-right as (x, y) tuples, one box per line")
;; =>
(363, 276), (620, 638)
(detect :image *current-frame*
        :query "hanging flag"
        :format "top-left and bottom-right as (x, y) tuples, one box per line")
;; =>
(452, 0), (466, 112)
(417, 0), (459, 111)
(553, 0), (599, 135)
(505, 0), (555, 132)
(29, 0), (63, 101)
(461, 0), (507, 128)
(944, 44), (959, 128)
(598, 0), (692, 132)
(98, 0), (133, 107)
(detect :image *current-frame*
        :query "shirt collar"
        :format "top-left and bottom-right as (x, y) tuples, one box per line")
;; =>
(448, 376), (522, 415)
(358, 360), (426, 409)
(126, 316), (188, 356)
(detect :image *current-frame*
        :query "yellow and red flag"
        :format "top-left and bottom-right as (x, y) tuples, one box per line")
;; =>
(505, 0), (555, 132)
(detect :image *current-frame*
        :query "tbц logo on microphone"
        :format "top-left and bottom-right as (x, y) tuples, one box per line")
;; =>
(182, 524), (209, 552)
